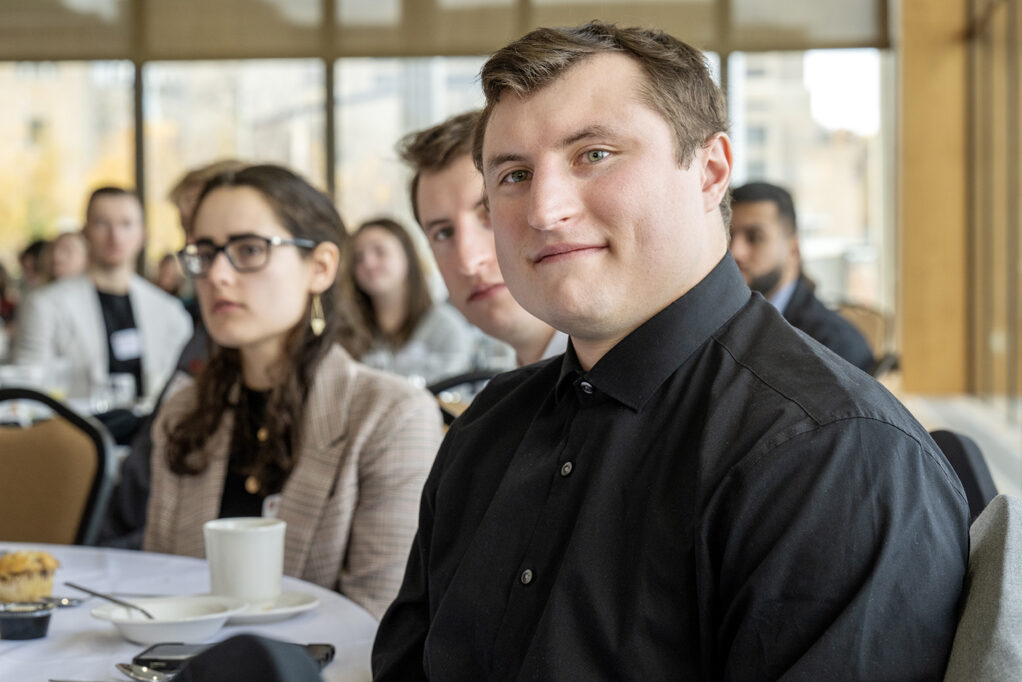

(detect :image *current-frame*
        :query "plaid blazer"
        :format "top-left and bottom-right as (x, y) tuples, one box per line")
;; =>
(143, 344), (443, 619)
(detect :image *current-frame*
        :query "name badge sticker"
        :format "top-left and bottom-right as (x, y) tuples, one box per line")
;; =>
(263, 494), (282, 518)
(110, 328), (142, 361)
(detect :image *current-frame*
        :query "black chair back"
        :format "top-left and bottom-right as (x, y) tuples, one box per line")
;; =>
(930, 429), (998, 523)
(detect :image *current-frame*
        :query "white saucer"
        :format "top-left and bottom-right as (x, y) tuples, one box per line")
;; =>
(227, 590), (319, 624)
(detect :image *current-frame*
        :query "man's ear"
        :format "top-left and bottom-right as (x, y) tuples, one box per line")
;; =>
(700, 133), (733, 214)
(309, 241), (340, 294)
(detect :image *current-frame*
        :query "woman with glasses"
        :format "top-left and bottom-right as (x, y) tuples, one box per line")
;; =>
(351, 218), (474, 387)
(143, 165), (443, 619)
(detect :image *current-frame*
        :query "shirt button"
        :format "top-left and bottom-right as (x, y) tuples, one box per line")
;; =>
(520, 568), (534, 585)
(580, 381), (594, 394)
(560, 461), (573, 477)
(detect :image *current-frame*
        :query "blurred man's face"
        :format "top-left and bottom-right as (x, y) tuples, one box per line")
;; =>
(83, 195), (145, 270)
(729, 200), (799, 297)
(416, 154), (542, 342)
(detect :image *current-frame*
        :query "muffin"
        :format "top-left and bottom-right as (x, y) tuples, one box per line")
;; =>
(0, 551), (60, 603)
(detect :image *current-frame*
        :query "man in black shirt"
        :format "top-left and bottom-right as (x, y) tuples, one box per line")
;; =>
(729, 181), (875, 373)
(373, 21), (969, 680)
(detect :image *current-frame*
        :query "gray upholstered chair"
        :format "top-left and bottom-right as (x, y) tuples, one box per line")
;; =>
(944, 494), (1022, 680)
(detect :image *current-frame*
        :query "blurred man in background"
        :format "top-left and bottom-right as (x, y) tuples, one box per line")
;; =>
(14, 186), (191, 401)
(729, 181), (874, 372)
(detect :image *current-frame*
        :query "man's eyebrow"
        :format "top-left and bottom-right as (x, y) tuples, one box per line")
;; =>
(483, 152), (525, 174)
(483, 125), (620, 173)
(558, 125), (617, 148)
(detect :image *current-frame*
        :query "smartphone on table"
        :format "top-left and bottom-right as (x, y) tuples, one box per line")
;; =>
(133, 641), (335, 672)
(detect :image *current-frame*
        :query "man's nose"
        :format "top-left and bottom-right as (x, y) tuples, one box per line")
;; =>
(454, 220), (495, 276)
(527, 165), (580, 231)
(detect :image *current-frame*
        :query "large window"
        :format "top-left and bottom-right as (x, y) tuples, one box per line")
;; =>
(142, 60), (326, 261)
(0, 61), (133, 270)
(969, 0), (1022, 419)
(334, 57), (486, 229)
(728, 49), (893, 315)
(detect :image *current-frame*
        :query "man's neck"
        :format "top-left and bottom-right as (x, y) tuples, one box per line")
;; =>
(88, 263), (133, 295)
(513, 326), (557, 368)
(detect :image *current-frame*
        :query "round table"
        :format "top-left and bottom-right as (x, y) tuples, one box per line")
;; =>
(0, 543), (378, 681)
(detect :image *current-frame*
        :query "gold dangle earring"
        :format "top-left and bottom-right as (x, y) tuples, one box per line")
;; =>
(310, 294), (326, 336)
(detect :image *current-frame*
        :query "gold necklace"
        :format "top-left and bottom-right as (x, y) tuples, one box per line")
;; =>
(244, 427), (271, 494)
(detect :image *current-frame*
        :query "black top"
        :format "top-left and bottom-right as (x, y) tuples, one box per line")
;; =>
(782, 275), (875, 373)
(97, 290), (143, 397)
(372, 254), (968, 681)
(219, 386), (271, 518)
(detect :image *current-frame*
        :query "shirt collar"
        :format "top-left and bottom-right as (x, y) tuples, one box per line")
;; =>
(556, 253), (751, 410)
(768, 278), (798, 314)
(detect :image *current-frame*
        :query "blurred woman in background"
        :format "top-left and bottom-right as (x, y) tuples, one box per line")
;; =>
(144, 165), (442, 618)
(49, 232), (87, 281)
(351, 217), (473, 386)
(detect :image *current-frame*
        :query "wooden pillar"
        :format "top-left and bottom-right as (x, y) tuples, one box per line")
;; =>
(897, 0), (970, 392)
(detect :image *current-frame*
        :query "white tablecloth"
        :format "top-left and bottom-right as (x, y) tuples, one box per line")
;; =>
(0, 543), (378, 682)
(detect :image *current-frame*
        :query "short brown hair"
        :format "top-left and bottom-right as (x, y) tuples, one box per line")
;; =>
(398, 110), (481, 226)
(85, 186), (140, 221)
(474, 21), (731, 224)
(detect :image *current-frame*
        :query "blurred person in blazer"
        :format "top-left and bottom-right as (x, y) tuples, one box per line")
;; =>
(13, 187), (192, 400)
(729, 181), (873, 372)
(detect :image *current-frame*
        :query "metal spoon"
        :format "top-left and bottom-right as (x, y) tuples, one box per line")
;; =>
(64, 581), (155, 619)
(37, 595), (83, 608)
(115, 662), (175, 681)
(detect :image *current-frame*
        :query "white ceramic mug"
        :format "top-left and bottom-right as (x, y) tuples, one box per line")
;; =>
(203, 517), (286, 608)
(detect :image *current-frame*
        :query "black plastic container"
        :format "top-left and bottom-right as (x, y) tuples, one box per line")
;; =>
(0, 602), (54, 639)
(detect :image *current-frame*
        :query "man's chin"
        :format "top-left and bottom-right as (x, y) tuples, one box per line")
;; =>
(746, 267), (784, 297)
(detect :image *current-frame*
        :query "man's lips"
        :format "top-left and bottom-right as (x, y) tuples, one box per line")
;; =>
(532, 243), (606, 264)
(467, 282), (506, 303)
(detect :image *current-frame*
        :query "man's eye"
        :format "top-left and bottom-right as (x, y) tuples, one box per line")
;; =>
(501, 169), (531, 185)
(585, 149), (610, 163)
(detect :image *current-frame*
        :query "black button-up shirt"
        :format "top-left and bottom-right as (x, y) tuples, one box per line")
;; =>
(373, 254), (968, 681)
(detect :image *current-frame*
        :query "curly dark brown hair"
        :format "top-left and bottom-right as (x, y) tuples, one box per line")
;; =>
(164, 164), (369, 489)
